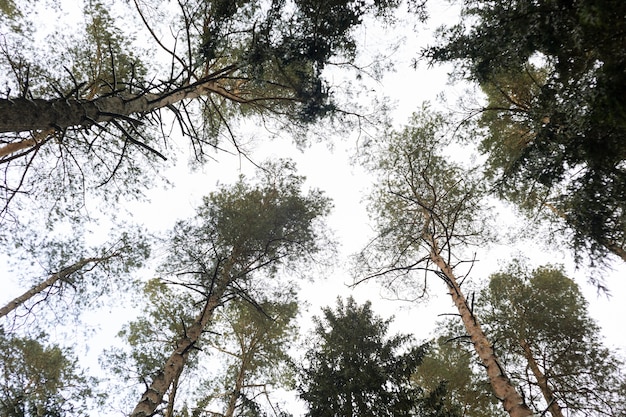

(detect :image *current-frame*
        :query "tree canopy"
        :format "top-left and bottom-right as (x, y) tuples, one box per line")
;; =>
(298, 296), (445, 417)
(427, 0), (626, 263)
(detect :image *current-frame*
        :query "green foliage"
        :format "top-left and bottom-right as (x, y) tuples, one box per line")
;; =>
(0, 328), (99, 417)
(414, 335), (505, 417)
(355, 107), (490, 297)
(422, 262), (626, 416)
(298, 296), (441, 417)
(163, 159), (332, 289)
(475, 262), (626, 416)
(196, 297), (299, 416)
(427, 0), (626, 263)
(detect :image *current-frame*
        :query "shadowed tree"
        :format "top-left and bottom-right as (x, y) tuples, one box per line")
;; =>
(298, 297), (449, 417)
(355, 108), (532, 417)
(425, 0), (626, 265)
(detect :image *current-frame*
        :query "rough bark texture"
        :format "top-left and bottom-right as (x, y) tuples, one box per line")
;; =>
(429, 248), (533, 417)
(0, 75), (243, 134)
(0, 256), (108, 318)
(520, 339), (564, 417)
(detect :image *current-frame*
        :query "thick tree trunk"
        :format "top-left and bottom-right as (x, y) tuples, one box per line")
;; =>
(0, 73), (243, 135)
(429, 249), (533, 417)
(520, 339), (564, 417)
(0, 256), (110, 318)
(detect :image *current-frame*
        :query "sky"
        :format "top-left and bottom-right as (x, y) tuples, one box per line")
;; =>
(1, 0), (626, 415)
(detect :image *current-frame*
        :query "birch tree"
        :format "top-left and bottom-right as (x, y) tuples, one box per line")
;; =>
(355, 108), (532, 417)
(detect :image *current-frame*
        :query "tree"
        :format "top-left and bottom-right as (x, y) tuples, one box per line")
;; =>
(298, 296), (437, 417)
(425, 0), (626, 264)
(475, 262), (626, 417)
(127, 159), (331, 417)
(0, 229), (149, 321)
(0, 0), (422, 227)
(355, 108), (532, 417)
(413, 335), (504, 417)
(0, 328), (100, 417)
(197, 296), (299, 417)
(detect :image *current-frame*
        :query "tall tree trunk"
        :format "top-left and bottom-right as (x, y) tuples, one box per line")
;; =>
(0, 256), (112, 318)
(224, 354), (249, 417)
(163, 364), (184, 417)
(519, 339), (564, 417)
(429, 248), (533, 417)
(130, 283), (227, 417)
(0, 69), (243, 135)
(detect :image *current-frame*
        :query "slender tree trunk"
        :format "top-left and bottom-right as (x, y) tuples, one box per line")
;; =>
(0, 256), (110, 318)
(130, 283), (227, 417)
(519, 339), (564, 417)
(224, 354), (249, 417)
(429, 248), (533, 417)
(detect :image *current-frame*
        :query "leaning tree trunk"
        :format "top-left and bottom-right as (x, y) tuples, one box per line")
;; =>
(0, 256), (112, 318)
(429, 246), (533, 417)
(129, 281), (229, 417)
(519, 339), (565, 417)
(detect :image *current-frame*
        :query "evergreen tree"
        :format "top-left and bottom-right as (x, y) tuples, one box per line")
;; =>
(355, 107), (532, 417)
(426, 0), (626, 264)
(0, 328), (99, 417)
(298, 297), (436, 417)
(477, 262), (626, 417)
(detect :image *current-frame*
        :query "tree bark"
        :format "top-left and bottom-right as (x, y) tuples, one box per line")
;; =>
(0, 72), (244, 135)
(0, 256), (111, 318)
(129, 284), (227, 417)
(519, 339), (564, 417)
(429, 248), (533, 417)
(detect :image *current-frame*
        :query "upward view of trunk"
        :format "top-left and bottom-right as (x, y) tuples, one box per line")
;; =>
(0, 70), (244, 135)
(130, 249), (243, 417)
(429, 246), (533, 417)
(129, 282), (228, 417)
(0, 256), (113, 318)
(519, 339), (565, 417)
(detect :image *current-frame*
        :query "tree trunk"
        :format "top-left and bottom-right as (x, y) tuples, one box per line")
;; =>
(224, 354), (249, 417)
(429, 249), (533, 417)
(519, 339), (564, 417)
(0, 256), (111, 318)
(0, 71), (243, 135)
(129, 284), (227, 417)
